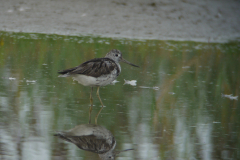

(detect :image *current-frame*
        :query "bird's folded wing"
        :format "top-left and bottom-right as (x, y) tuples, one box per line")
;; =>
(58, 58), (119, 78)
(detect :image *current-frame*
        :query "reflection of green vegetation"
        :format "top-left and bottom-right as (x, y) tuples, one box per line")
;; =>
(0, 31), (239, 159)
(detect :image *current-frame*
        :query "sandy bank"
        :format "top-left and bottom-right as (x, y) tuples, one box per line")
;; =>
(0, 0), (240, 42)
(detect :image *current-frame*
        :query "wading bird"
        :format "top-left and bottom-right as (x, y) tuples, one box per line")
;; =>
(58, 49), (139, 123)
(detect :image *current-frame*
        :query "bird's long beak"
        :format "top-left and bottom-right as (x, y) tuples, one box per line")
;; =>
(121, 58), (139, 67)
(115, 149), (134, 157)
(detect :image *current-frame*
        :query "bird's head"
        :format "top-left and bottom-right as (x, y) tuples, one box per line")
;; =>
(99, 149), (134, 160)
(105, 49), (139, 67)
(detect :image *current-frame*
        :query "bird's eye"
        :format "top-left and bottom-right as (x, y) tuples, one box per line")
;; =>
(115, 54), (118, 57)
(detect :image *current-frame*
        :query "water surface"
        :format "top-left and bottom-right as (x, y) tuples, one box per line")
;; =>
(0, 32), (239, 160)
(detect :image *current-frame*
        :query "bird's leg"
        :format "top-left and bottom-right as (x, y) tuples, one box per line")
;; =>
(89, 87), (93, 124)
(95, 107), (104, 124)
(96, 86), (104, 107)
(95, 86), (104, 124)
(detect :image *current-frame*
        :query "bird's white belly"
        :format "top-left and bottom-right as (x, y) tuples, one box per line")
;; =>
(72, 74), (117, 87)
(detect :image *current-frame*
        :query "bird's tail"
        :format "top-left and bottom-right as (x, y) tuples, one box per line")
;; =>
(58, 67), (78, 77)
(54, 132), (72, 143)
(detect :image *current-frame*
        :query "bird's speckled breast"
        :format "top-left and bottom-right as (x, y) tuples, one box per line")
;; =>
(95, 67), (119, 86)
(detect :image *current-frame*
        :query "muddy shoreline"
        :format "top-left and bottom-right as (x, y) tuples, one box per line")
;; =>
(1, 0), (240, 42)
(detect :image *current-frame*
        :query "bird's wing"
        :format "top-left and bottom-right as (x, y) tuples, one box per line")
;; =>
(58, 58), (120, 78)
(58, 135), (115, 154)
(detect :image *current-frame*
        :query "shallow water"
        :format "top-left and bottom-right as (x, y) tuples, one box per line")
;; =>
(0, 32), (239, 160)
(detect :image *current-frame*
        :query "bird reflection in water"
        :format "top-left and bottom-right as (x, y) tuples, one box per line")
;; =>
(54, 124), (133, 160)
